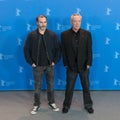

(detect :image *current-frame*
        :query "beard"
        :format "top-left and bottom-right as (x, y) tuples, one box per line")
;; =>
(40, 26), (46, 31)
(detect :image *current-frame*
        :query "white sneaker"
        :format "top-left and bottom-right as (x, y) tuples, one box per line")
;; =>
(30, 106), (40, 115)
(49, 103), (60, 111)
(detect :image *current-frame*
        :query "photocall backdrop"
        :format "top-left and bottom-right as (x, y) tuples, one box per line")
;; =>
(0, 0), (120, 90)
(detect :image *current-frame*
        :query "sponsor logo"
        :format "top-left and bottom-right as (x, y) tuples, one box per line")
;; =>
(0, 25), (12, 32)
(56, 23), (70, 31)
(86, 23), (101, 30)
(0, 53), (14, 60)
(93, 53), (101, 59)
(0, 80), (15, 87)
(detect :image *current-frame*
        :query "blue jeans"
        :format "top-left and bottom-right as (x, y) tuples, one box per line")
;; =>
(63, 68), (93, 109)
(32, 66), (55, 106)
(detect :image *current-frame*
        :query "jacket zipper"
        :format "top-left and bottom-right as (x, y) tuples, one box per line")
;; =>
(36, 36), (41, 66)
(43, 36), (51, 65)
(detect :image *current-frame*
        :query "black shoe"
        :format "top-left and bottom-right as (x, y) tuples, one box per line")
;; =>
(62, 107), (69, 113)
(85, 107), (94, 114)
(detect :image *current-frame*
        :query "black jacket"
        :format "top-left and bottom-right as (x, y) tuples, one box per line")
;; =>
(24, 29), (61, 66)
(61, 28), (92, 71)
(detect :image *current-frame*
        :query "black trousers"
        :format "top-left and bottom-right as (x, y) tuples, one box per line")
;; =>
(63, 68), (93, 109)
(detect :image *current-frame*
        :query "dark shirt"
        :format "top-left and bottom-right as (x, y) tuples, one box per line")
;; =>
(39, 34), (49, 66)
(72, 29), (80, 61)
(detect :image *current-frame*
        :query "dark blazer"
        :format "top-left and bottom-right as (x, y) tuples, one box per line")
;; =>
(61, 28), (92, 71)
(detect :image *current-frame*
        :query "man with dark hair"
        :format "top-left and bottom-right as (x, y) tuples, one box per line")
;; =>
(24, 15), (61, 114)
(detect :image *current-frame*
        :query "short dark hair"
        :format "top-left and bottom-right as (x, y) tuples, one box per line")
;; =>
(36, 15), (47, 22)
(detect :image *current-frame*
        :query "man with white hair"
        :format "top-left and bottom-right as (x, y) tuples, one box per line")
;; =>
(61, 13), (94, 114)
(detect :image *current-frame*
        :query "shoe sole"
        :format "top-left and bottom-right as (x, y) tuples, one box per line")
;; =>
(52, 108), (60, 111)
(49, 106), (60, 111)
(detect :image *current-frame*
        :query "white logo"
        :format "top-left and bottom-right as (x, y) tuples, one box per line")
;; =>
(19, 66), (23, 73)
(0, 53), (14, 60)
(26, 24), (36, 31)
(106, 8), (112, 15)
(0, 53), (3, 60)
(76, 8), (81, 14)
(56, 23), (61, 30)
(93, 53), (101, 59)
(86, 23), (91, 30)
(27, 24), (31, 31)
(29, 79), (33, 86)
(0, 80), (6, 86)
(86, 22), (101, 30)
(114, 79), (120, 86)
(18, 38), (22, 46)
(57, 79), (66, 86)
(29, 79), (34, 86)
(56, 23), (70, 31)
(16, 8), (21, 16)
(115, 23), (120, 30)
(0, 25), (12, 31)
(104, 65), (109, 72)
(46, 8), (51, 16)
(105, 37), (110, 45)
(114, 51), (120, 59)
(0, 80), (14, 87)
(90, 80), (99, 86)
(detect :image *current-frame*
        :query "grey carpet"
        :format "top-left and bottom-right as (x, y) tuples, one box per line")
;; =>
(0, 91), (120, 120)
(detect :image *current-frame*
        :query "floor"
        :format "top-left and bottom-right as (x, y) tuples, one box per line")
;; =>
(0, 90), (120, 120)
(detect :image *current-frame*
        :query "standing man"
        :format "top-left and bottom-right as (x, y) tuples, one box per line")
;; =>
(24, 15), (61, 115)
(61, 13), (94, 114)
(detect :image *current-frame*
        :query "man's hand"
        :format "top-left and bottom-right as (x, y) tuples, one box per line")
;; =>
(32, 63), (36, 68)
(86, 65), (90, 69)
(51, 62), (55, 66)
